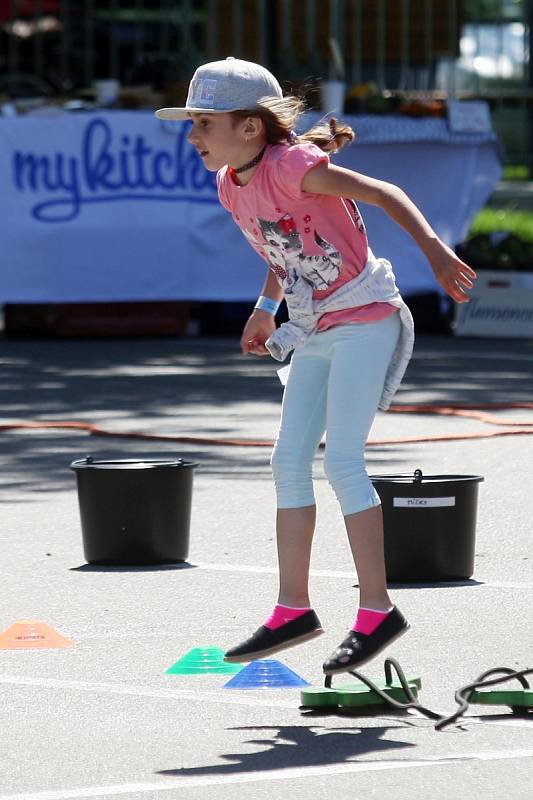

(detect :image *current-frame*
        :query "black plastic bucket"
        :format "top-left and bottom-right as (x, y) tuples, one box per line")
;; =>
(371, 470), (484, 582)
(70, 457), (198, 565)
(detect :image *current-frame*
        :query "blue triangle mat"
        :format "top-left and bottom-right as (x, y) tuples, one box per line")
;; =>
(223, 659), (309, 689)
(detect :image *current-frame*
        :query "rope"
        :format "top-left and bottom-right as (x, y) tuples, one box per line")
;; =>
(342, 657), (442, 721)
(323, 658), (533, 731)
(435, 666), (533, 731)
(2, 402), (533, 447)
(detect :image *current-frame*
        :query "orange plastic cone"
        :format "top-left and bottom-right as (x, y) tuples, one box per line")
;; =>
(0, 621), (72, 649)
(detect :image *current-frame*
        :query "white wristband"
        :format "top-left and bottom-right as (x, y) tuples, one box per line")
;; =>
(254, 295), (280, 315)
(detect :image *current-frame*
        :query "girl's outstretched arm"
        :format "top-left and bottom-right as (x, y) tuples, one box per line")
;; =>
(301, 162), (477, 303)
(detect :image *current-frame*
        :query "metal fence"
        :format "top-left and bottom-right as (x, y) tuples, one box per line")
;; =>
(0, 1), (530, 162)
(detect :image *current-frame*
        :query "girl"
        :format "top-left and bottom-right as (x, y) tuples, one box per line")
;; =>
(156, 57), (475, 674)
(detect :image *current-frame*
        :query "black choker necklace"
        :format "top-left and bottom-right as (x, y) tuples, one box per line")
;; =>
(231, 146), (267, 174)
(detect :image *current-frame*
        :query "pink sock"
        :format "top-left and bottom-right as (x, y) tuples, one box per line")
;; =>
(264, 604), (311, 630)
(352, 606), (393, 635)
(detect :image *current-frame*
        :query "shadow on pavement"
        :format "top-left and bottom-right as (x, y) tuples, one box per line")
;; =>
(157, 723), (416, 776)
(1, 334), (532, 498)
(70, 562), (199, 572)
(387, 578), (484, 589)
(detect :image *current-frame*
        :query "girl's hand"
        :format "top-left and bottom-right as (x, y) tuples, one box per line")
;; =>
(240, 310), (276, 356)
(428, 241), (477, 303)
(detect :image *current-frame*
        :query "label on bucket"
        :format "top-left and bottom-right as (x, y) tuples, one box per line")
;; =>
(393, 496), (456, 508)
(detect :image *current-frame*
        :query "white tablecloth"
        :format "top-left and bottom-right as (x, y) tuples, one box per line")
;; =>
(0, 110), (501, 303)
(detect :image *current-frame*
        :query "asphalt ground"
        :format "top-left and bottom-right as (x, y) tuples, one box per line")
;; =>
(1, 331), (533, 800)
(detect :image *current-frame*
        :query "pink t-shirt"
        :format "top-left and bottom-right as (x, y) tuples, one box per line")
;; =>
(217, 143), (396, 329)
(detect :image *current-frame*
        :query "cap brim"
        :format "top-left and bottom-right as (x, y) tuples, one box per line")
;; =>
(155, 106), (236, 120)
(155, 107), (190, 120)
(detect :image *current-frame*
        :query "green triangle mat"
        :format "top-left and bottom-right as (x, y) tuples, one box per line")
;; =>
(301, 674), (422, 709)
(469, 688), (533, 708)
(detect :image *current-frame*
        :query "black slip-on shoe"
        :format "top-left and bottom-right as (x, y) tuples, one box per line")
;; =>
(322, 607), (409, 675)
(224, 609), (323, 663)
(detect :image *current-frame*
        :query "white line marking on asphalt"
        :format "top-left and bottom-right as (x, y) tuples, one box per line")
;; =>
(4, 674), (530, 732)
(2, 748), (533, 800)
(194, 563), (533, 589)
(195, 562), (350, 578)
(0, 675), (295, 709)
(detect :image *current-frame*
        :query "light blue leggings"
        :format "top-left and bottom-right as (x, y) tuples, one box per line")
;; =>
(271, 313), (401, 516)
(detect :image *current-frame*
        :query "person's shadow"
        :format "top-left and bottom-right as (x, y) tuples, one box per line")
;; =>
(157, 722), (417, 777)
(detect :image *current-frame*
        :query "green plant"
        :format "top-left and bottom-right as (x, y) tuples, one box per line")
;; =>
(469, 208), (533, 242)
(502, 165), (530, 181)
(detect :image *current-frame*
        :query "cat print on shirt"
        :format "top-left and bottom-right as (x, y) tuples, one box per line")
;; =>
(245, 214), (342, 291)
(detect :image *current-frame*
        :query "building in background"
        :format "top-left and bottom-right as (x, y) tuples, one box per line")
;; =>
(0, 1), (530, 167)
(0, 1), (514, 337)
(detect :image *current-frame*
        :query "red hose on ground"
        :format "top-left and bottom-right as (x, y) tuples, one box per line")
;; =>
(1, 403), (533, 447)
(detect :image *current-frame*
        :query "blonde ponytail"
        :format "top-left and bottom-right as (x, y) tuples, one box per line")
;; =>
(298, 116), (355, 153)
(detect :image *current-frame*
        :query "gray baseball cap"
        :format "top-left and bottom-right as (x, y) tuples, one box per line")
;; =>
(155, 56), (283, 120)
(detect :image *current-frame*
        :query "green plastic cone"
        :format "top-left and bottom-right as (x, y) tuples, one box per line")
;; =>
(166, 646), (243, 675)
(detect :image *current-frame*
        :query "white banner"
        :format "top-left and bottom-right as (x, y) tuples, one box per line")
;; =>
(0, 110), (502, 303)
(454, 270), (533, 338)
(0, 110), (265, 303)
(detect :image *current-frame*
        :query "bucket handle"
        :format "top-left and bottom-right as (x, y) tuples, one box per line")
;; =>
(71, 456), (194, 468)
